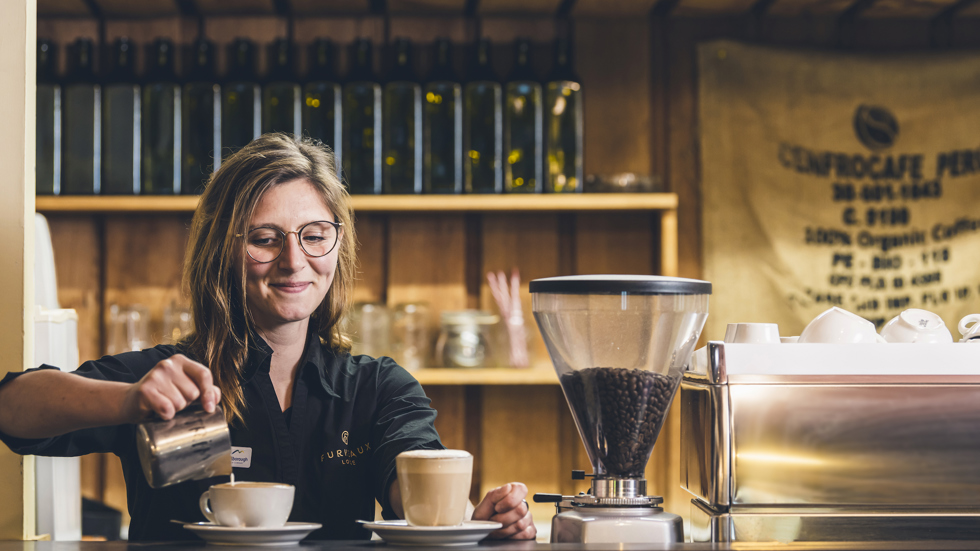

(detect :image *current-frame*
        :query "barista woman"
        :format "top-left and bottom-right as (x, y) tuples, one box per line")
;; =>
(0, 134), (535, 542)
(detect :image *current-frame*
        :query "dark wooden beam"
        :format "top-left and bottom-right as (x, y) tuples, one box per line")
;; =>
(931, 0), (979, 47)
(174, 0), (199, 17)
(651, 0), (682, 17)
(464, 0), (481, 16)
(370, 0), (386, 14)
(556, 0), (577, 17)
(81, 0), (103, 18)
(836, 0), (878, 48)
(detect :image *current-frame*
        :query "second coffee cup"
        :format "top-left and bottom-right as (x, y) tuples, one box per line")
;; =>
(396, 449), (473, 527)
(199, 481), (295, 528)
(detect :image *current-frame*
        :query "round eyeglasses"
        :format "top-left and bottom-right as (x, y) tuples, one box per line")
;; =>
(238, 220), (343, 264)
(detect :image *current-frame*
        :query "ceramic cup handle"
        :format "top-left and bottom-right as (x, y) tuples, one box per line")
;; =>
(199, 490), (217, 524)
(959, 314), (980, 337)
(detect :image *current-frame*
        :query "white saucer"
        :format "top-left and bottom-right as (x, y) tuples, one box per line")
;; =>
(183, 521), (322, 546)
(360, 520), (501, 546)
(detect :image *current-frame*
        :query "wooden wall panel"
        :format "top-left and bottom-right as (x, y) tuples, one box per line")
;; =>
(480, 213), (561, 368)
(389, 0), (467, 13)
(480, 386), (565, 530)
(352, 214), (388, 304)
(37, 0), (91, 17)
(576, 18), (654, 177)
(35, 19), (98, 76)
(102, 215), (191, 350)
(574, 212), (655, 276)
(292, 17), (386, 77)
(386, 214), (468, 330)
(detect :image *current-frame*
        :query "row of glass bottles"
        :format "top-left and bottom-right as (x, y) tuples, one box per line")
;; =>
(36, 36), (583, 195)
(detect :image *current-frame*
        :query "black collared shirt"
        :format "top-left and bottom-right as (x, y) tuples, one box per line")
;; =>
(0, 329), (444, 541)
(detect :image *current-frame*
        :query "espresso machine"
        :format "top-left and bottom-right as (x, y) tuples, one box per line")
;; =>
(529, 275), (711, 544)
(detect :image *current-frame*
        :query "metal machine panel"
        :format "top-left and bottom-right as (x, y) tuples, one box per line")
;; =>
(679, 379), (730, 506)
(690, 500), (980, 543)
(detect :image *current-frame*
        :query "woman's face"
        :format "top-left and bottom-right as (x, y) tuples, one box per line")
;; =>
(243, 178), (341, 334)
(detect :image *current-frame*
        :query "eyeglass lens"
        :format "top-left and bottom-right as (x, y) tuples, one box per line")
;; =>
(246, 221), (339, 263)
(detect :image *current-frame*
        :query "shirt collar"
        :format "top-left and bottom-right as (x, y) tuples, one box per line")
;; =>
(240, 322), (343, 400)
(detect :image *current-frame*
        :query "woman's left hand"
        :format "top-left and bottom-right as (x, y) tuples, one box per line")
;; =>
(472, 482), (536, 540)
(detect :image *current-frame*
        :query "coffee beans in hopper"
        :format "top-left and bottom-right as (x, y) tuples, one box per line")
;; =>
(560, 367), (676, 477)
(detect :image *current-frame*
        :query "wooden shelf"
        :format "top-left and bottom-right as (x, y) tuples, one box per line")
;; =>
(36, 193), (678, 213)
(409, 362), (559, 385)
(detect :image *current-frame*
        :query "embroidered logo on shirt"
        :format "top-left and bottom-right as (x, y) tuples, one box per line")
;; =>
(321, 440), (370, 466)
(342, 431), (349, 445)
(231, 446), (252, 469)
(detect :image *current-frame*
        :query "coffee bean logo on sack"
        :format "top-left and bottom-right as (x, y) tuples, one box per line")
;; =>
(853, 105), (899, 151)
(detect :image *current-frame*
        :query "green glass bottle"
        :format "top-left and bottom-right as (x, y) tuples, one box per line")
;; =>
(142, 38), (180, 194)
(504, 38), (542, 194)
(101, 37), (139, 195)
(222, 38), (260, 159)
(36, 39), (61, 195)
(181, 38), (220, 195)
(342, 39), (381, 194)
(545, 36), (583, 193)
(62, 38), (100, 195)
(423, 38), (462, 194)
(303, 39), (342, 180)
(383, 38), (422, 194)
(262, 38), (300, 138)
(463, 38), (502, 194)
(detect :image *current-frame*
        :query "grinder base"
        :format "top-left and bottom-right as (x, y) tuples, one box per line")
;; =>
(551, 506), (682, 544)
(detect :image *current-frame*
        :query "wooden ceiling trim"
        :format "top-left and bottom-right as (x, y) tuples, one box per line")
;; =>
(478, 0), (562, 14)
(195, 0), (276, 15)
(767, 0), (861, 17)
(94, 0), (180, 17)
(957, 0), (980, 13)
(673, 0), (759, 15)
(38, 0), (93, 17)
(290, 0), (371, 14)
(388, 0), (467, 13)
(861, 0), (960, 18)
(573, 0), (659, 15)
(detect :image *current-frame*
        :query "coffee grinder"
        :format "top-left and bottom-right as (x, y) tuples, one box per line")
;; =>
(529, 275), (711, 544)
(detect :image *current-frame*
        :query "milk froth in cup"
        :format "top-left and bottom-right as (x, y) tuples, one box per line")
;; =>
(199, 481), (295, 527)
(396, 449), (473, 526)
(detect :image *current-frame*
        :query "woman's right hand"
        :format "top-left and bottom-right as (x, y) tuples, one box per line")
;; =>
(122, 354), (221, 422)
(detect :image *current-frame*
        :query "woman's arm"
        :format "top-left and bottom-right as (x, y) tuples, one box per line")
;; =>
(0, 354), (220, 439)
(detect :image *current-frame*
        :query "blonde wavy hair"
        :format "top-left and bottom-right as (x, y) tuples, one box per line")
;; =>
(181, 133), (357, 426)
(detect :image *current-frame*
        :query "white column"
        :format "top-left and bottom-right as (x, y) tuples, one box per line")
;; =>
(0, 0), (37, 541)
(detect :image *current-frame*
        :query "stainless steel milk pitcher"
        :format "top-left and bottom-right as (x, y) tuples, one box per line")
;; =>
(136, 403), (232, 488)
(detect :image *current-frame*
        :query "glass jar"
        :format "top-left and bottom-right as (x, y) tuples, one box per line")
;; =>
(435, 310), (500, 368)
(348, 302), (391, 358)
(391, 302), (430, 371)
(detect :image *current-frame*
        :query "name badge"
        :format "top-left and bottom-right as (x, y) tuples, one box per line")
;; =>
(231, 446), (252, 469)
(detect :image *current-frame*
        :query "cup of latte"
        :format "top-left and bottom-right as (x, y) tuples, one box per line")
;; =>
(396, 449), (473, 527)
(199, 481), (295, 527)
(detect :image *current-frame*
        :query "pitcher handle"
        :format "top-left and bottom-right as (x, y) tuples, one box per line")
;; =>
(199, 490), (217, 524)
(959, 314), (980, 337)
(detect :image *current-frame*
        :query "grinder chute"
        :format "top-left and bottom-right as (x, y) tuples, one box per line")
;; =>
(530, 275), (710, 543)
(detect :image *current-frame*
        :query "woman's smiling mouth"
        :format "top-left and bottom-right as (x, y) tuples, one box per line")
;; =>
(269, 282), (312, 293)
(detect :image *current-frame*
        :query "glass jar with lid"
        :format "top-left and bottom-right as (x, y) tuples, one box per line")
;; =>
(435, 310), (500, 368)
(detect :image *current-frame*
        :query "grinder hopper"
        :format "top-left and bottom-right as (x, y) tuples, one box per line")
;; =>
(531, 275), (710, 480)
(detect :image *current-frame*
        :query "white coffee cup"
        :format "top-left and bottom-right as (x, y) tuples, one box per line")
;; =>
(724, 323), (780, 344)
(880, 309), (953, 343)
(396, 449), (473, 527)
(199, 481), (295, 527)
(958, 314), (980, 342)
(799, 307), (886, 344)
